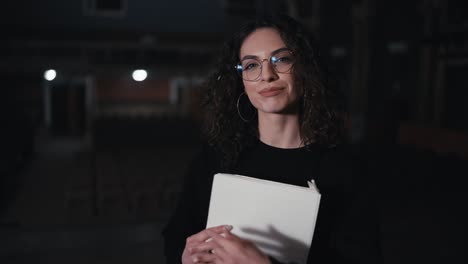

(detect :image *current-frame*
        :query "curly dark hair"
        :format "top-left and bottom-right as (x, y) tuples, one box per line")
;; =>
(201, 14), (346, 170)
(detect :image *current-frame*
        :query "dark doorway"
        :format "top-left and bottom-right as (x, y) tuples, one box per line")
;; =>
(50, 83), (86, 137)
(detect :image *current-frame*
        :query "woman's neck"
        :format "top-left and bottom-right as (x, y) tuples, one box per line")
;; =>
(258, 113), (303, 149)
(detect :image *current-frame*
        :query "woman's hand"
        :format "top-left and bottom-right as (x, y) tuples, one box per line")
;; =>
(182, 225), (233, 264)
(191, 228), (271, 264)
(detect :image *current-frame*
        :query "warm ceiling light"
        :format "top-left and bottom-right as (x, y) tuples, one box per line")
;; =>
(44, 69), (57, 81)
(132, 69), (147, 82)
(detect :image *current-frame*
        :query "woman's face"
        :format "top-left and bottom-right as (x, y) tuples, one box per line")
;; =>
(239, 27), (301, 117)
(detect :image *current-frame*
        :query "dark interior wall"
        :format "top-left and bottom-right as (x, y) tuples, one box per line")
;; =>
(1, 72), (43, 135)
(368, 0), (422, 113)
(318, 0), (353, 107)
(2, 0), (226, 33)
(96, 74), (170, 103)
(365, 0), (423, 145)
(444, 64), (468, 132)
(1, 72), (42, 212)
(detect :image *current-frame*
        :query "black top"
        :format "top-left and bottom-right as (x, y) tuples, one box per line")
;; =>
(162, 140), (381, 264)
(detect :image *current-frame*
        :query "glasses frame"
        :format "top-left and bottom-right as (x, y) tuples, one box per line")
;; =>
(235, 48), (295, 82)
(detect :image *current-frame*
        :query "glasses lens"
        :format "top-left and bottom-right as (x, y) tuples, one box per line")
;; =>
(271, 50), (295, 73)
(240, 58), (262, 81)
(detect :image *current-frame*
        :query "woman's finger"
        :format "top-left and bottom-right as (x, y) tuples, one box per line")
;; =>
(189, 240), (216, 254)
(204, 229), (234, 259)
(190, 251), (218, 263)
(187, 225), (232, 245)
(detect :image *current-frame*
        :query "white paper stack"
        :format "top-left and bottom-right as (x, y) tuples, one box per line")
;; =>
(206, 173), (321, 264)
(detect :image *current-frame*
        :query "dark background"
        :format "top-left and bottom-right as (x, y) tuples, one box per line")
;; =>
(1, 0), (467, 263)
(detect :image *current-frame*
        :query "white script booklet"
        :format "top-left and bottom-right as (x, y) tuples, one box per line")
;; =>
(206, 173), (321, 264)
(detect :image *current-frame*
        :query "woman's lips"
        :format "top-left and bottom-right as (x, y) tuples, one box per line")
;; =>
(259, 87), (284, 97)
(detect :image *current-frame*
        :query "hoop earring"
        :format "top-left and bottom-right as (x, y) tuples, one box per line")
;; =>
(236, 92), (256, 122)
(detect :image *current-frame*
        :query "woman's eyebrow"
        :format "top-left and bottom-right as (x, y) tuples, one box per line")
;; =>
(271, 47), (290, 55)
(240, 54), (259, 61)
(240, 47), (290, 61)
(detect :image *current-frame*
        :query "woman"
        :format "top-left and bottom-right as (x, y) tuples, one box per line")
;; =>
(162, 14), (380, 264)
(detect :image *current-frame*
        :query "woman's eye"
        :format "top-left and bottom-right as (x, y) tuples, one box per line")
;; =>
(275, 56), (293, 63)
(244, 62), (259, 71)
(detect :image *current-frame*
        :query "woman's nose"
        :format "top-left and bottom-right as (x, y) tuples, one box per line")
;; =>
(260, 60), (278, 81)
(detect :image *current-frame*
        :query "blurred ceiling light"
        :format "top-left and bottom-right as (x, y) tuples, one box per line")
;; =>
(132, 69), (147, 82)
(44, 69), (57, 81)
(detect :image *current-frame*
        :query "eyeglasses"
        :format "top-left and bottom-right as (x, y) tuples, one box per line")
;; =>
(235, 48), (295, 81)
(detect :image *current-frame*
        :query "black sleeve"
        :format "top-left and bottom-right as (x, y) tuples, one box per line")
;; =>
(161, 144), (218, 264)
